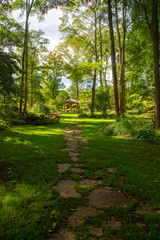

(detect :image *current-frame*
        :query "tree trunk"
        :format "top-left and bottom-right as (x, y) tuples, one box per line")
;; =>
(91, 9), (98, 115)
(115, 0), (126, 115)
(152, 0), (160, 129)
(19, 48), (26, 114)
(19, 0), (34, 113)
(24, 7), (29, 112)
(99, 15), (103, 88)
(76, 83), (79, 100)
(91, 69), (97, 114)
(108, 0), (120, 118)
(30, 61), (34, 107)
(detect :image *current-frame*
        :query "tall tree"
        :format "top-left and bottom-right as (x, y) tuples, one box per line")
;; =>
(28, 29), (49, 106)
(134, 0), (160, 129)
(115, 0), (127, 115)
(13, 0), (72, 113)
(151, 0), (160, 129)
(107, 0), (120, 118)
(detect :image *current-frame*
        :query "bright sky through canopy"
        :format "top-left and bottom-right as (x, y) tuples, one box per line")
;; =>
(12, 8), (71, 89)
(12, 8), (63, 51)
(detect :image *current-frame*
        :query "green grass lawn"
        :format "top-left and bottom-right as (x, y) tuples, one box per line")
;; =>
(0, 113), (160, 239)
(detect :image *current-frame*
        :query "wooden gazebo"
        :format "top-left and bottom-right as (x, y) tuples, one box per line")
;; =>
(63, 99), (79, 112)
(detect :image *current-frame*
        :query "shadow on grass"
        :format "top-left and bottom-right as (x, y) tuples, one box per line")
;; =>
(0, 121), (76, 240)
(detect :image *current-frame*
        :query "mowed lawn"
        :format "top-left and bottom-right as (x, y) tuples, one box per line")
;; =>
(0, 113), (160, 240)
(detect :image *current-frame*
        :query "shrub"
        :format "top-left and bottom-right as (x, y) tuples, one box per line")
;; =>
(131, 129), (160, 144)
(98, 116), (154, 140)
(22, 112), (59, 125)
(31, 104), (50, 114)
(0, 119), (8, 131)
(99, 121), (130, 136)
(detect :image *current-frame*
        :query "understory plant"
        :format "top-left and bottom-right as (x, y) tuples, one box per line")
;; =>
(0, 118), (8, 130)
(30, 103), (51, 114)
(99, 116), (159, 143)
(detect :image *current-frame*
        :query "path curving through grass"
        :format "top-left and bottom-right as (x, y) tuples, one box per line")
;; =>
(0, 113), (160, 240)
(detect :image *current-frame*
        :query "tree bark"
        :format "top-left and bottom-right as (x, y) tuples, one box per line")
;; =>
(91, 8), (98, 115)
(30, 59), (34, 107)
(19, 47), (25, 114)
(99, 14), (103, 88)
(115, 0), (126, 115)
(19, 0), (34, 113)
(76, 82), (79, 100)
(24, 13), (29, 112)
(152, 0), (160, 129)
(108, 0), (120, 118)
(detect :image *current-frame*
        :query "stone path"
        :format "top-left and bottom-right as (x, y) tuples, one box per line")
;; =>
(49, 123), (157, 240)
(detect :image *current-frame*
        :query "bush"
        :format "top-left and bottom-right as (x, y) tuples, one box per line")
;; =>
(131, 129), (160, 143)
(99, 120), (130, 136)
(31, 104), (50, 114)
(0, 119), (8, 131)
(98, 116), (154, 140)
(22, 112), (59, 125)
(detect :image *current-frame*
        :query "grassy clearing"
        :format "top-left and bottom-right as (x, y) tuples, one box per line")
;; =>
(1, 113), (160, 239)
(0, 117), (86, 240)
(67, 114), (160, 239)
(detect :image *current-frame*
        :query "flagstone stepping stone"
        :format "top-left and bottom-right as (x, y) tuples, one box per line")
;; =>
(64, 135), (74, 140)
(66, 130), (74, 133)
(66, 138), (78, 143)
(91, 238), (112, 240)
(49, 228), (76, 240)
(71, 157), (79, 162)
(79, 179), (101, 188)
(57, 163), (71, 173)
(63, 127), (70, 131)
(70, 168), (85, 174)
(107, 167), (116, 173)
(83, 146), (92, 150)
(73, 136), (83, 139)
(74, 131), (83, 135)
(67, 205), (102, 227)
(69, 152), (80, 157)
(88, 187), (131, 208)
(60, 148), (80, 153)
(98, 238), (110, 240)
(80, 139), (89, 145)
(74, 163), (83, 167)
(107, 220), (122, 229)
(66, 143), (80, 148)
(65, 131), (73, 134)
(87, 225), (103, 237)
(52, 180), (81, 198)
(136, 222), (146, 228)
(135, 202), (157, 215)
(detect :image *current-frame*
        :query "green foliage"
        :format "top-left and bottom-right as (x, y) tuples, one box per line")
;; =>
(22, 112), (59, 125)
(0, 118), (8, 130)
(98, 116), (157, 143)
(2, 108), (59, 126)
(95, 87), (110, 114)
(131, 129), (160, 144)
(30, 103), (50, 114)
(54, 90), (70, 110)
(41, 51), (65, 102)
(0, 51), (20, 96)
